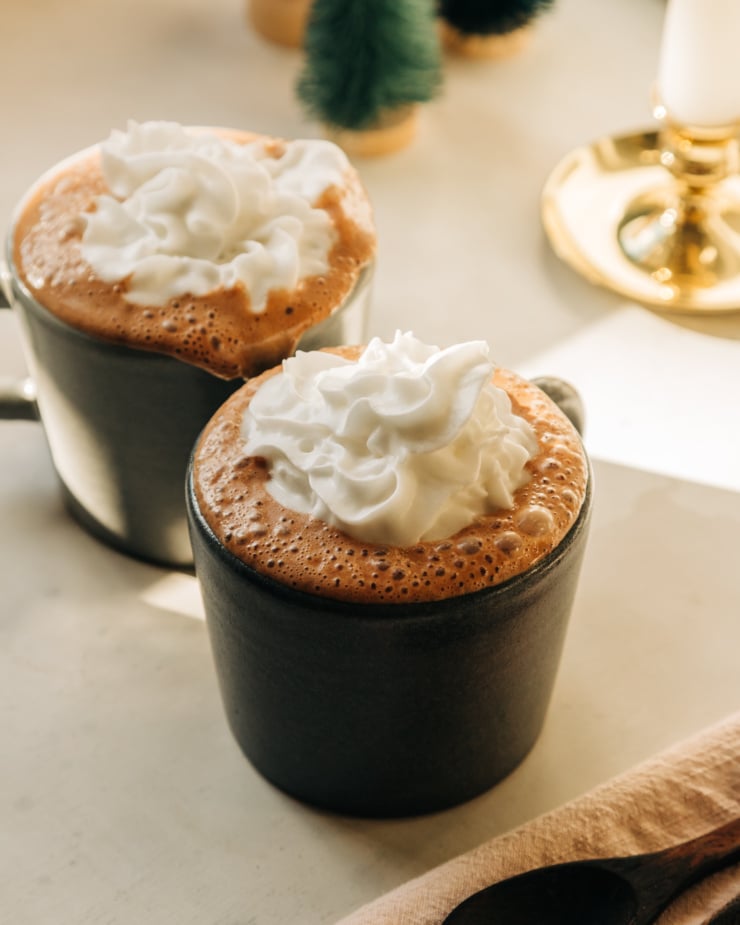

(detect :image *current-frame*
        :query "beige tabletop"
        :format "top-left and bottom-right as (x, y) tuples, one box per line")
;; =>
(2, 1), (739, 923)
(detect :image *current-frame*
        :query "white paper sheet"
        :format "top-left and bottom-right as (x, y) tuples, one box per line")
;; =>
(518, 305), (740, 493)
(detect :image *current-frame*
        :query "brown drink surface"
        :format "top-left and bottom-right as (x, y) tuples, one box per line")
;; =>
(12, 130), (375, 380)
(193, 349), (589, 604)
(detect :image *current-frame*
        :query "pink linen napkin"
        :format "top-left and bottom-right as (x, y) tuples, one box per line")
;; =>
(336, 712), (740, 925)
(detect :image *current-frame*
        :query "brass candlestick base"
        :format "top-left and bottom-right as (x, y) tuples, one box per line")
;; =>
(542, 117), (740, 314)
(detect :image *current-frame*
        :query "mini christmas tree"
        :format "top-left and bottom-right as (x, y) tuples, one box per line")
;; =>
(297, 0), (442, 156)
(439, 0), (555, 58)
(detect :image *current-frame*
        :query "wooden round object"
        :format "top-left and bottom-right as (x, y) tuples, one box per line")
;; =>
(323, 106), (419, 158)
(439, 20), (532, 58)
(248, 0), (312, 48)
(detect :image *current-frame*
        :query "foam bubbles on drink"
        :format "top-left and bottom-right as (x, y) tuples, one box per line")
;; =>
(495, 531), (523, 554)
(13, 131), (376, 381)
(516, 505), (555, 537)
(193, 360), (589, 604)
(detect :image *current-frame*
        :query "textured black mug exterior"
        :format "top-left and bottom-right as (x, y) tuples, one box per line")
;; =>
(186, 460), (592, 817)
(9, 281), (240, 566)
(2, 243), (372, 567)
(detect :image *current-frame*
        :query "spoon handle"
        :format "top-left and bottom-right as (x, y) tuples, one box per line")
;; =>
(626, 816), (740, 922)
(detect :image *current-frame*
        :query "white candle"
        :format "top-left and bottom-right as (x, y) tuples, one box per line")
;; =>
(657, 0), (740, 127)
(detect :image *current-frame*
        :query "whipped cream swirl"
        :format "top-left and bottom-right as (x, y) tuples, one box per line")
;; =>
(241, 332), (540, 546)
(80, 120), (357, 309)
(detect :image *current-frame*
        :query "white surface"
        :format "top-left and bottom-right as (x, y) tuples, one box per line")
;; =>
(518, 305), (740, 494)
(2, 1), (740, 923)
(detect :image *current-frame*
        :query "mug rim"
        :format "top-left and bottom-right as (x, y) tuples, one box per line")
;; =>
(4, 127), (375, 376)
(5, 231), (375, 377)
(186, 458), (593, 621)
(4, 246), (196, 365)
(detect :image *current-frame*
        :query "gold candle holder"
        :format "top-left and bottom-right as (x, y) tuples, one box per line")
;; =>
(542, 103), (740, 314)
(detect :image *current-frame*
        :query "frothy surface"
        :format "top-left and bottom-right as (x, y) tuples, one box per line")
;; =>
(193, 348), (589, 603)
(241, 332), (539, 545)
(13, 125), (375, 380)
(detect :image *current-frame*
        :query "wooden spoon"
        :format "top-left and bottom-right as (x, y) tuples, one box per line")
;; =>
(442, 816), (740, 925)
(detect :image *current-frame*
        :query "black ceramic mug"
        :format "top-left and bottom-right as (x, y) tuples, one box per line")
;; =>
(0, 247), (372, 567)
(185, 381), (591, 817)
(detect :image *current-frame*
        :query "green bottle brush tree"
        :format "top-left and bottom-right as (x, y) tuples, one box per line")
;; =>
(438, 0), (555, 58)
(296, 0), (442, 156)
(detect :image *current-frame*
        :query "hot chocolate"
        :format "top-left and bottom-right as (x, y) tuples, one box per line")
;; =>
(193, 333), (588, 603)
(187, 332), (592, 813)
(12, 121), (375, 379)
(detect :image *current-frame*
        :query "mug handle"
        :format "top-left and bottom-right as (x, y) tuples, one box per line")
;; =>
(0, 266), (39, 420)
(531, 376), (585, 436)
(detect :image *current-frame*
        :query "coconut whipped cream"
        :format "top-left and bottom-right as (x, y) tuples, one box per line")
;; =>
(241, 332), (540, 546)
(80, 120), (357, 309)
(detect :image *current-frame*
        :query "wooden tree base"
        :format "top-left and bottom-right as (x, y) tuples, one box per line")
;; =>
(323, 107), (419, 158)
(439, 21), (532, 58)
(248, 0), (312, 48)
